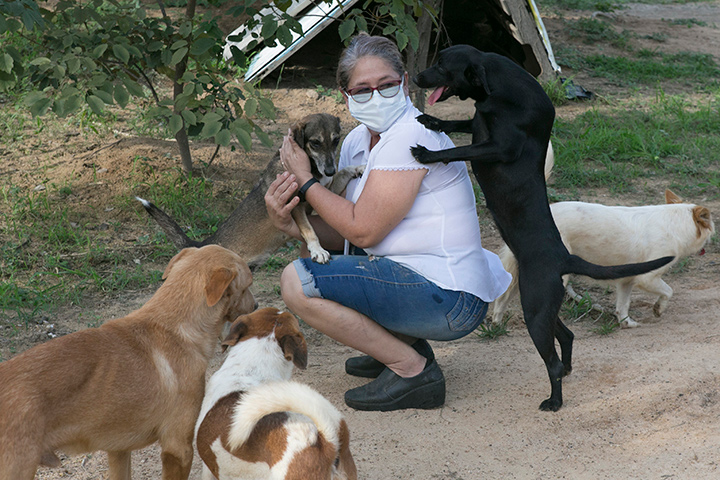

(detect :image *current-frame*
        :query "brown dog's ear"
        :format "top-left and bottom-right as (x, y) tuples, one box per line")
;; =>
(465, 63), (489, 97)
(665, 189), (683, 204)
(693, 206), (713, 237)
(205, 267), (237, 307)
(291, 120), (306, 149)
(162, 247), (196, 280)
(279, 333), (308, 370)
(221, 318), (249, 352)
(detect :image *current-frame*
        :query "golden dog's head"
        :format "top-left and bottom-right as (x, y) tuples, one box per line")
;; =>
(162, 245), (257, 324)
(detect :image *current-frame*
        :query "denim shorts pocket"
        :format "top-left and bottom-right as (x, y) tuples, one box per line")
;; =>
(446, 292), (489, 332)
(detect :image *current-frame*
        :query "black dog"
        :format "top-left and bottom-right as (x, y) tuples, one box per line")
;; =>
(411, 45), (673, 411)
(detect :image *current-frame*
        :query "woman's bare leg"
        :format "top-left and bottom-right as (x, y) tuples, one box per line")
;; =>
(280, 264), (426, 378)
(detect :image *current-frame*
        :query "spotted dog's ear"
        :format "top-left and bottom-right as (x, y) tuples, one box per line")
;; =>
(220, 317), (250, 352)
(665, 189), (683, 204)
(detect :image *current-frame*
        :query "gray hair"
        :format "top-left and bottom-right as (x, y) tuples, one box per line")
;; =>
(336, 32), (405, 90)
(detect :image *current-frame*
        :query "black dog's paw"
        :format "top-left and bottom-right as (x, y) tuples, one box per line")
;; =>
(410, 145), (435, 164)
(539, 397), (562, 412)
(416, 114), (443, 132)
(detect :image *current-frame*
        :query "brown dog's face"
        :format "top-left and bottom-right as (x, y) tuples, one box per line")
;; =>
(413, 45), (488, 105)
(291, 114), (341, 184)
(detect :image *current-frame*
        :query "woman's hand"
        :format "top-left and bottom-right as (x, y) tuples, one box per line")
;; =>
(264, 171), (301, 239)
(279, 129), (314, 185)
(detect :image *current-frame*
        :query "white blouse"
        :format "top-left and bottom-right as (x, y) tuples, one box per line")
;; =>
(338, 97), (511, 302)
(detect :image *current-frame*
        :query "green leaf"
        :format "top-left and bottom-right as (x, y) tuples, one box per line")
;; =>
(92, 44), (108, 59)
(114, 83), (129, 108)
(190, 37), (216, 56)
(215, 129), (232, 147)
(0, 54), (13, 74)
(93, 89), (114, 104)
(395, 31), (408, 51)
(29, 97), (53, 117)
(258, 98), (276, 119)
(200, 118), (222, 138)
(255, 128), (272, 147)
(169, 114), (184, 135)
(123, 78), (145, 97)
(232, 122), (252, 151)
(338, 19), (355, 41)
(244, 97), (257, 117)
(170, 47), (188, 67)
(276, 25), (293, 47)
(171, 40), (188, 50)
(86, 95), (105, 115)
(260, 16), (278, 39)
(181, 109), (197, 125)
(112, 44), (130, 63)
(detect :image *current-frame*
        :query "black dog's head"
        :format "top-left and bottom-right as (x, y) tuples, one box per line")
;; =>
(414, 45), (491, 104)
(290, 113), (342, 184)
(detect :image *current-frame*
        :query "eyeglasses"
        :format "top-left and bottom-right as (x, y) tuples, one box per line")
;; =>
(344, 79), (403, 103)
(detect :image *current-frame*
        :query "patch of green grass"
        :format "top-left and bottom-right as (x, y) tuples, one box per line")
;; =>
(551, 90), (720, 195)
(476, 319), (509, 340)
(565, 18), (632, 50)
(541, 0), (620, 12)
(668, 18), (708, 28)
(592, 316), (620, 335)
(584, 51), (720, 87)
(126, 156), (226, 241)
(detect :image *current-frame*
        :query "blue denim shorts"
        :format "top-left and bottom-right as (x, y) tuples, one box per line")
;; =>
(293, 255), (488, 341)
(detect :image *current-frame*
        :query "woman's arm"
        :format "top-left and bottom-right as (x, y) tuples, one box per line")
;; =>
(280, 133), (426, 249)
(264, 171), (346, 251)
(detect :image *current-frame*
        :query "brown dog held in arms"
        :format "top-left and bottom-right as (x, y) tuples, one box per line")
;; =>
(0, 245), (256, 480)
(196, 307), (357, 480)
(492, 189), (715, 328)
(138, 113), (364, 266)
(411, 45), (673, 411)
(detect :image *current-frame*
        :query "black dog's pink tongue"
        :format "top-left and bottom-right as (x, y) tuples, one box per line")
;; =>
(427, 86), (447, 106)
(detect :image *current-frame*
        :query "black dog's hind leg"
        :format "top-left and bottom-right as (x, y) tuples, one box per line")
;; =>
(416, 114), (473, 134)
(518, 270), (569, 411)
(555, 317), (574, 376)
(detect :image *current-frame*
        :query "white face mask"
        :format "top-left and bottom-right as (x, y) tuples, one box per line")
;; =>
(347, 78), (407, 133)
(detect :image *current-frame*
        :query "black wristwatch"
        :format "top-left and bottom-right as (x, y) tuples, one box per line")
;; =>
(298, 178), (319, 202)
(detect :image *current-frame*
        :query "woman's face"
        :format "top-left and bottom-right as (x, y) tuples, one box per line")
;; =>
(343, 55), (409, 107)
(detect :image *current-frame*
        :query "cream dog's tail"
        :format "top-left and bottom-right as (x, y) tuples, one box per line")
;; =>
(228, 381), (343, 450)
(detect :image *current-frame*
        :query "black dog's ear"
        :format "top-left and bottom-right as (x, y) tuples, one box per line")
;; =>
(291, 121), (305, 149)
(464, 63), (490, 97)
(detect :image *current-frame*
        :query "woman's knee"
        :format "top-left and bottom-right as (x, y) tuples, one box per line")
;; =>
(280, 263), (304, 309)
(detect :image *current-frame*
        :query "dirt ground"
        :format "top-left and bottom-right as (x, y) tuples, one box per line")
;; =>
(4, 1), (720, 479)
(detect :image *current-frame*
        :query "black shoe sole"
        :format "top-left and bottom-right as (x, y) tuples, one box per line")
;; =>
(344, 379), (446, 412)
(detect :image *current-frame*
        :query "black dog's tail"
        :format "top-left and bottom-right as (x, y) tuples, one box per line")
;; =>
(563, 254), (674, 280)
(136, 197), (201, 250)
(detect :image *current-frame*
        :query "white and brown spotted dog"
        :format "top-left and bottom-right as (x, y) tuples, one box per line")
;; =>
(493, 189), (715, 328)
(195, 307), (357, 480)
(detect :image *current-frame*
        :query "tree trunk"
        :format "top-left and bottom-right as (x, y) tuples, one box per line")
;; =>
(406, 0), (443, 112)
(174, 0), (197, 174)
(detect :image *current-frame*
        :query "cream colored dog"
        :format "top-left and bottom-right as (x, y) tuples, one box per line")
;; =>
(493, 190), (714, 328)
(196, 307), (357, 480)
(0, 245), (256, 480)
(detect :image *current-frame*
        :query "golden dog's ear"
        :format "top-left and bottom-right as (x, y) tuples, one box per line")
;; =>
(162, 247), (196, 280)
(205, 267), (237, 307)
(693, 206), (713, 237)
(221, 318), (249, 352)
(279, 333), (308, 370)
(290, 120), (306, 149)
(665, 189), (683, 204)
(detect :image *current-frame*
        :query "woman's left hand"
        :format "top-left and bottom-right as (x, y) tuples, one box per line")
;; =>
(280, 129), (313, 184)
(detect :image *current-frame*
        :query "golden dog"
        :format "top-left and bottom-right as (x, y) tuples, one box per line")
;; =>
(0, 245), (256, 480)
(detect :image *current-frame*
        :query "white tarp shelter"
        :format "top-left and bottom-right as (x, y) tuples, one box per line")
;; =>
(225, 0), (560, 84)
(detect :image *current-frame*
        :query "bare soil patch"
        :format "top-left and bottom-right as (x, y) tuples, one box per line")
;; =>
(3, 3), (720, 479)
